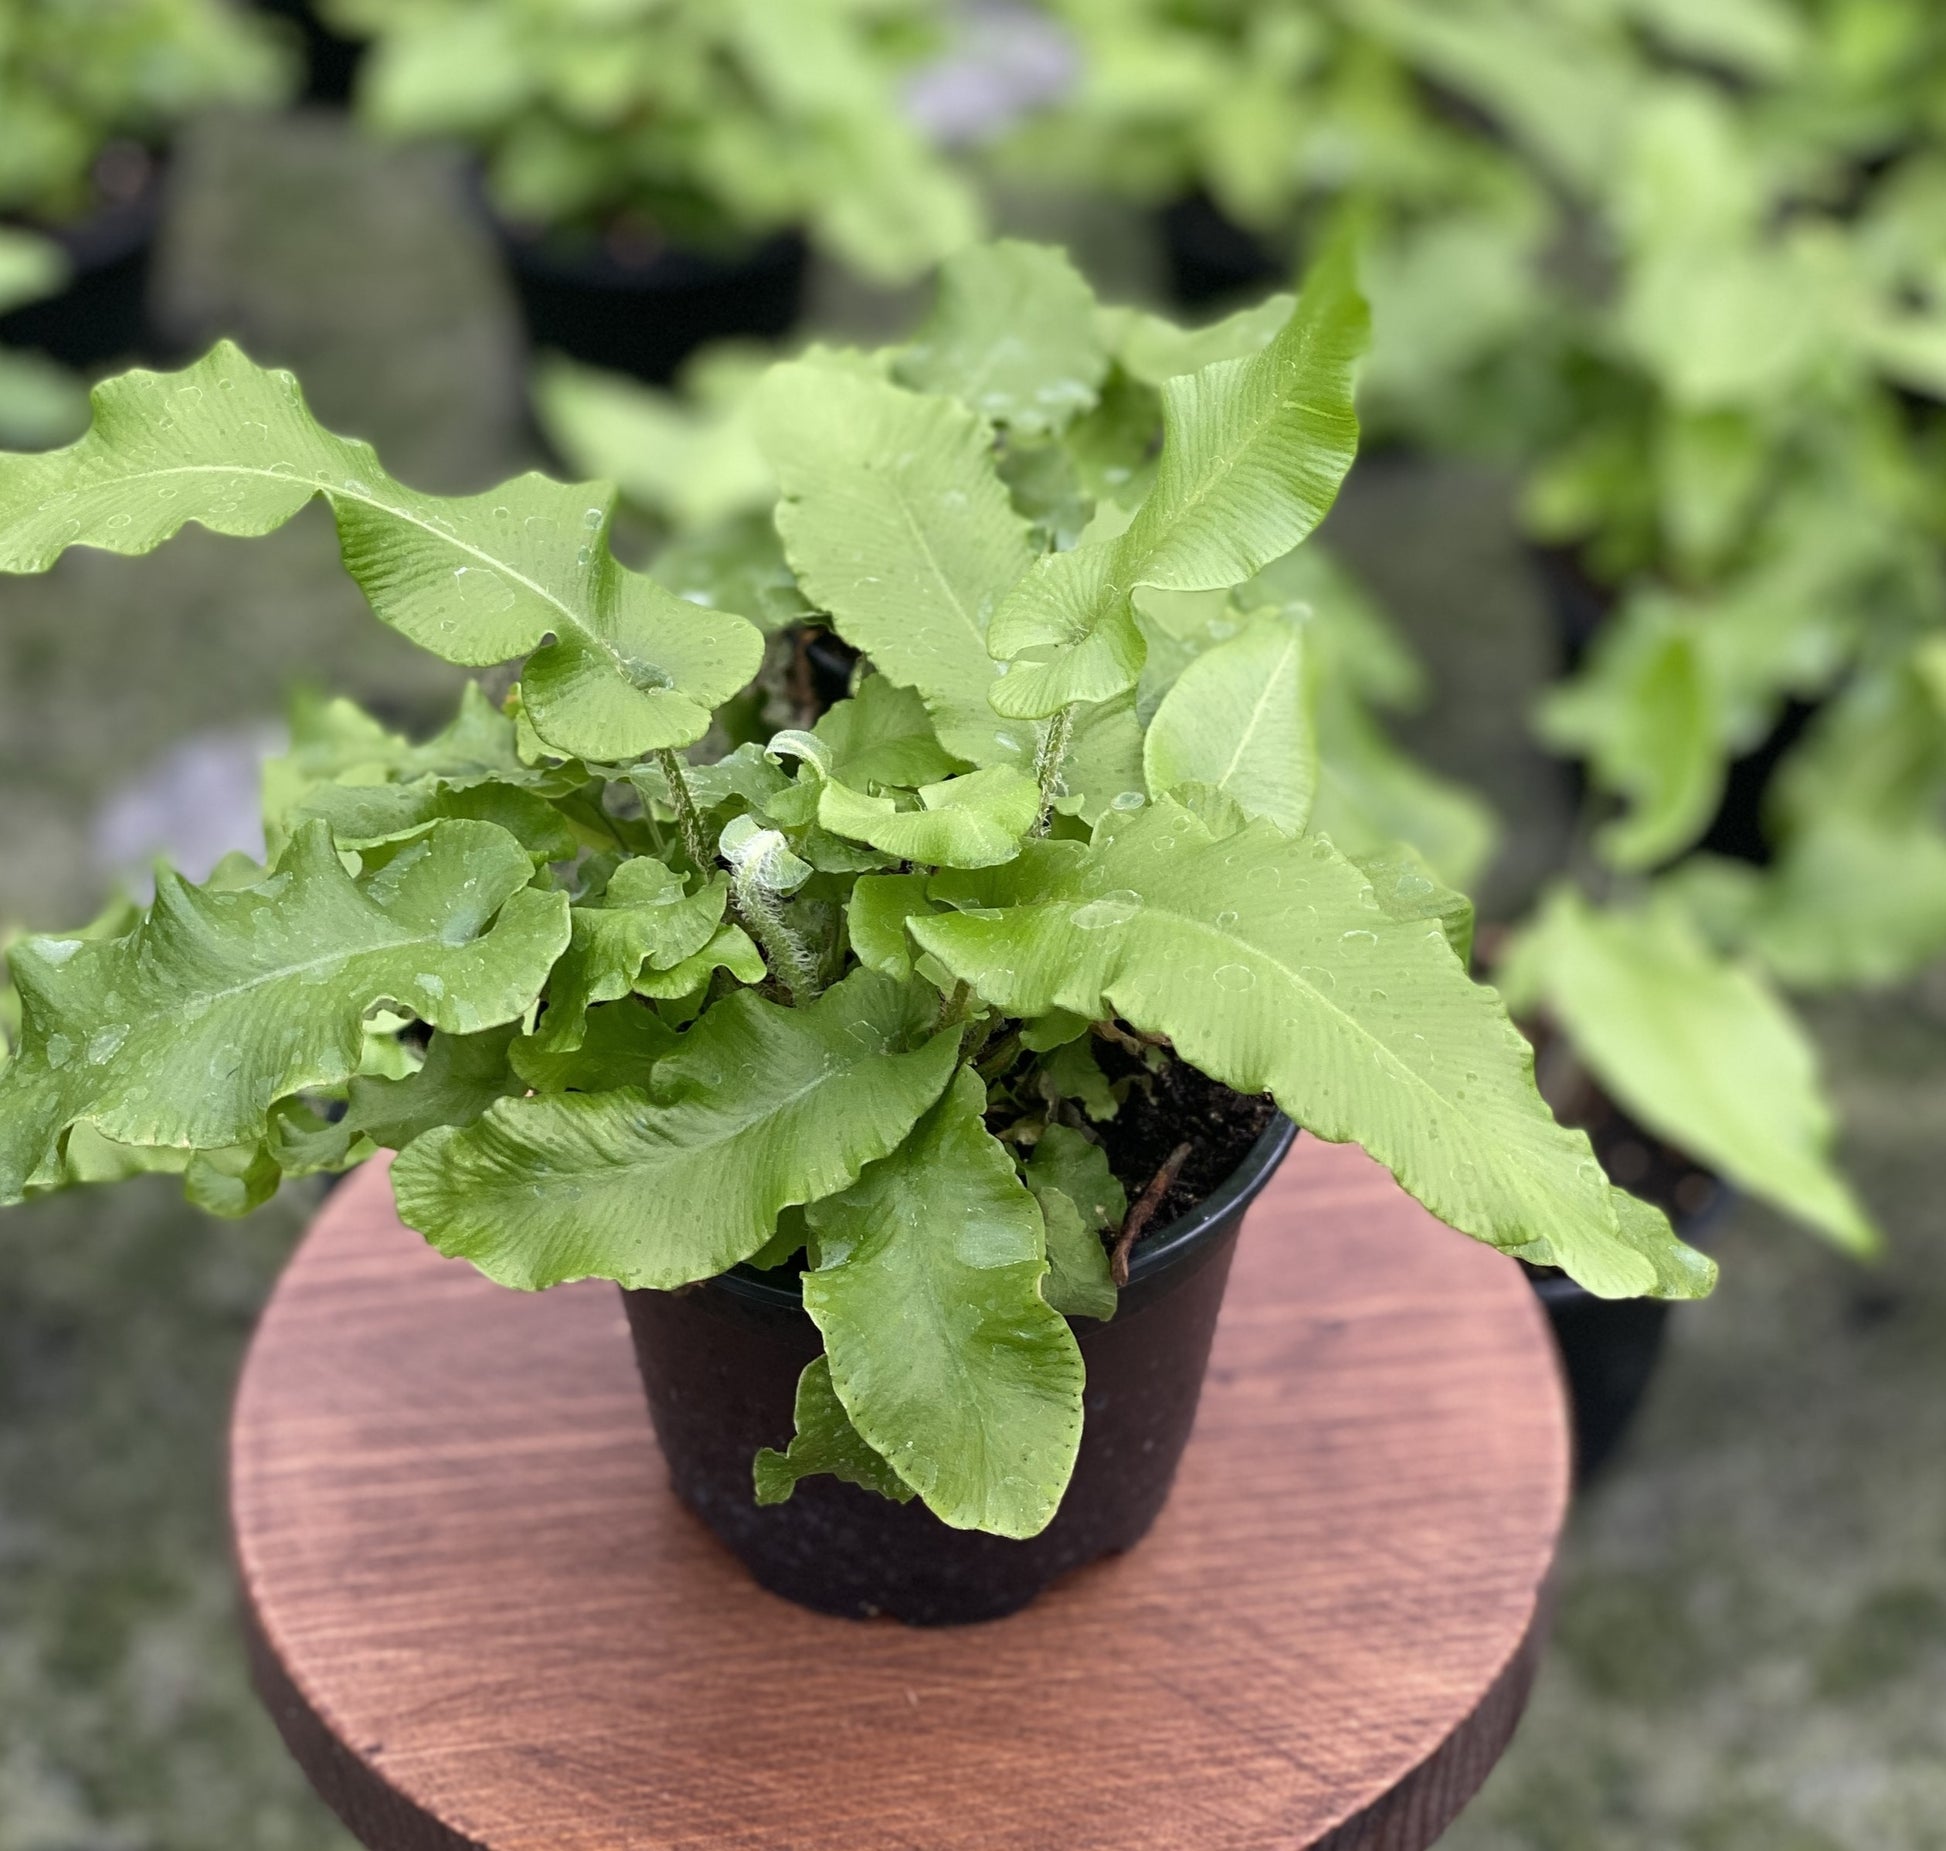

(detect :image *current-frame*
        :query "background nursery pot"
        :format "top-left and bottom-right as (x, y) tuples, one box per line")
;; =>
(1157, 191), (1286, 311)
(491, 212), (808, 385)
(623, 1115), (1297, 1625)
(1528, 1041), (1733, 1480)
(0, 175), (165, 371)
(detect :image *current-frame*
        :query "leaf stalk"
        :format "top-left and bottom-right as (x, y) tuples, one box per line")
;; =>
(655, 748), (713, 872)
(731, 878), (822, 1008)
(1031, 704), (1077, 836)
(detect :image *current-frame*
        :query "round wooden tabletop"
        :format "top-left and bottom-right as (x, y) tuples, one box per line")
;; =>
(231, 1138), (1570, 1851)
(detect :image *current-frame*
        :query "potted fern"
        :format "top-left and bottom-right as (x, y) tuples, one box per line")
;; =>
(0, 0), (293, 369)
(319, 0), (982, 382)
(0, 240), (1710, 1623)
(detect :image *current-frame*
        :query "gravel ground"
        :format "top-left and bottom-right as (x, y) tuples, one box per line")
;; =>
(0, 111), (1939, 1851)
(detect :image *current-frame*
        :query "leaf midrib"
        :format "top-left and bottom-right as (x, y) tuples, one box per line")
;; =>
(56, 460), (641, 685)
(1213, 631), (1302, 795)
(979, 885), (1580, 1196)
(1126, 314), (1339, 575)
(530, 1034), (942, 1190)
(114, 914), (498, 1032)
(817, 1158), (1042, 1528)
(880, 439), (1019, 684)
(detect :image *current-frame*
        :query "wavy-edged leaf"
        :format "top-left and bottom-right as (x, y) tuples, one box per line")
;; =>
(896, 241), (1108, 437)
(808, 674), (961, 791)
(537, 860), (727, 1052)
(392, 969), (960, 1290)
(1353, 845), (1476, 965)
(632, 922), (767, 1000)
(0, 344), (764, 761)
(845, 872), (940, 981)
(804, 1068), (1085, 1537)
(0, 820), (570, 1202)
(1144, 611), (1316, 833)
(270, 1024), (523, 1175)
(818, 766), (1039, 869)
(287, 777), (576, 863)
(987, 245), (1369, 719)
(1518, 888), (1880, 1256)
(1043, 1037), (1118, 1121)
(1032, 1184), (1119, 1322)
(754, 360), (1038, 768)
(914, 801), (1713, 1300)
(1028, 1122), (1129, 1230)
(1025, 1125), (1125, 1321)
(753, 1356), (916, 1508)
(184, 1143), (284, 1218)
(268, 683), (530, 801)
(987, 541), (1144, 718)
(1104, 294), (1296, 387)
(511, 1000), (676, 1094)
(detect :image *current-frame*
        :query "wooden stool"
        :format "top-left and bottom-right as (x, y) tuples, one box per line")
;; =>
(231, 1138), (1570, 1851)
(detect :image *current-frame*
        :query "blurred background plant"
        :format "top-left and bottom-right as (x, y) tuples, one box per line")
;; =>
(0, 0), (291, 224)
(0, 0), (294, 372)
(321, 0), (983, 283)
(985, 0), (1946, 1262)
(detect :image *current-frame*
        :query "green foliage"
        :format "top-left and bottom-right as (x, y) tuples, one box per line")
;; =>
(0, 0), (292, 219)
(915, 803), (1704, 1298)
(756, 354), (1038, 766)
(1503, 889), (1880, 1257)
(1025, 1124), (1124, 1321)
(393, 969), (959, 1290)
(754, 1357), (917, 1508)
(896, 240), (1109, 437)
(323, 0), (979, 281)
(1144, 611), (1316, 835)
(804, 1069), (1085, 1537)
(0, 245), (1711, 1539)
(0, 344), (765, 762)
(985, 238), (1367, 718)
(1004, 0), (1943, 1250)
(0, 820), (568, 1200)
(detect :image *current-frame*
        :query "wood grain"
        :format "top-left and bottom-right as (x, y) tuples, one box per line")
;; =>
(231, 1139), (1570, 1851)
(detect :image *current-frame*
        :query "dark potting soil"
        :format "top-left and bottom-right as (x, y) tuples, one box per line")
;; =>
(1086, 1053), (1279, 1235)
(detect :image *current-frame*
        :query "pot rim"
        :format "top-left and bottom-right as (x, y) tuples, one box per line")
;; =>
(712, 1109), (1298, 1311)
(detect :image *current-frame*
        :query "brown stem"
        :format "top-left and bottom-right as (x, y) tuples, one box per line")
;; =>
(1109, 1140), (1192, 1287)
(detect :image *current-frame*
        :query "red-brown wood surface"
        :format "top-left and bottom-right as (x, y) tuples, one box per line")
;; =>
(231, 1139), (1570, 1851)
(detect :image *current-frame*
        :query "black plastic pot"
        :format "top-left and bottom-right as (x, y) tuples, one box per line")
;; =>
(490, 211), (809, 385)
(254, 0), (364, 106)
(622, 1115), (1297, 1624)
(0, 181), (163, 371)
(1524, 1088), (1732, 1482)
(801, 628), (860, 707)
(1157, 191), (1288, 311)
